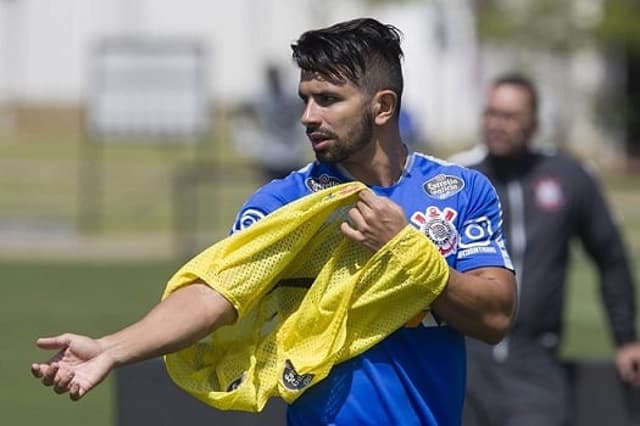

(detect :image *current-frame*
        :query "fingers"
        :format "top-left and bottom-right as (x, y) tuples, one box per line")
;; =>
(70, 383), (85, 401)
(619, 364), (640, 386)
(340, 222), (376, 251)
(31, 361), (86, 399)
(344, 192), (381, 235)
(32, 333), (92, 401)
(623, 360), (640, 387)
(33, 335), (72, 381)
(32, 360), (65, 389)
(357, 190), (406, 221)
(36, 335), (70, 350)
(39, 362), (59, 386)
(31, 363), (45, 378)
(616, 343), (640, 387)
(32, 347), (66, 378)
(357, 189), (377, 205)
(340, 220), (365, 242)
(354, 190), (383, 221)
(31, 362), (63, 382)
(341, 191), (407, 251)
(53, 369), (75, 394)
(346, 205), (368, 233)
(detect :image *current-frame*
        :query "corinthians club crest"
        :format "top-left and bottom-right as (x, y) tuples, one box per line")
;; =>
(411, 206), (458, 257)
(533, 177), (564, 212)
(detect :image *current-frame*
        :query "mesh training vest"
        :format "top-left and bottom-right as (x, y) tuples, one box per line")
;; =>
(162, 182), (449, 412)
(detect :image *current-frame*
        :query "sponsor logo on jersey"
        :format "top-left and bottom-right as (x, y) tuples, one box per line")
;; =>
(305, 174), (343, 192)
(410, 206), (458, 257)
(533, 177), (564, 211)
(459, 216), (493, 248)
(233, 208), (266, 233)
(423, 174), (465, 199)
(458, 246), (498, 258)
(282, 359), (314, 391)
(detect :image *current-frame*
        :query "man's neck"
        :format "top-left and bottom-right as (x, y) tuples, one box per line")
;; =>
(487, 148), (536, 180)
(340, 138), (408, 187)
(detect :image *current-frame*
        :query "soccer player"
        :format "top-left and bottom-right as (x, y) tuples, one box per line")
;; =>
(454, 73), (640, 425)
(31, 18), (516, 425)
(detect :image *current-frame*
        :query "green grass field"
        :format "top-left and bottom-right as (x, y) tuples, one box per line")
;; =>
(1, 261), (178, 426)
(2, 255), (638, 426)
(1, 127), (639, 425)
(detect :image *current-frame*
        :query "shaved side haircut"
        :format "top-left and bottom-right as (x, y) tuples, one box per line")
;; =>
(291, 17), (404, 111)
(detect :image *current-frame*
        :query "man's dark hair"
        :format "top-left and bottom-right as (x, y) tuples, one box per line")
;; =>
(492, 73), (539, 117)
(291, 17), (404, 107)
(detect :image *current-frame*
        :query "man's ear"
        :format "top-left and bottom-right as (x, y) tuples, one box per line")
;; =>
(372, 90), (398, 126)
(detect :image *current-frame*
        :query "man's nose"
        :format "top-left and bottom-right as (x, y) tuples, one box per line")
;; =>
(300, 101), (320, 127)
(484, 113), (504, 131)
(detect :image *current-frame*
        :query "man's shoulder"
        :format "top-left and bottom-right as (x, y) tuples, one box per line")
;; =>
(234, 162), (347, 225)
(409, 152), (495, 205)
(446, 145), (488, 168)
(259, 161), (350, 197)
(411, 151), (481, 176)
(532, 146), (594, 178)
(247, 163), (316, 204)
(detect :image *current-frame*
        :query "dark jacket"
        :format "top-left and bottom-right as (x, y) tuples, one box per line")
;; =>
(467, 147), (636, 354)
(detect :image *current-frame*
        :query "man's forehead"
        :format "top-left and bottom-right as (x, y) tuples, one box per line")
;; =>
(300, 70), (333, 82)
(298, 70), (359, 91)
(302, 68), (360, 84)
(488, 86), (533, 109)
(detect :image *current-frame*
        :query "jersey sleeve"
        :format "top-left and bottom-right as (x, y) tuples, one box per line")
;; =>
(231, 187), (287, 233)
(231, 176), (310, 233)
(454, 170), (514, 273)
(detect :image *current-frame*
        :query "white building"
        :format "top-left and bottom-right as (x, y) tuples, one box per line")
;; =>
(0, 0), (620, 156)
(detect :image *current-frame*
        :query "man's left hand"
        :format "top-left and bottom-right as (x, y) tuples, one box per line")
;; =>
(616, 341), (640, 386)
(340, 190), (407, 251)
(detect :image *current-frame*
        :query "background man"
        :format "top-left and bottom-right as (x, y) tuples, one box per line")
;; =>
(233, 63), (308, 182)
(454, 73), (640, 426)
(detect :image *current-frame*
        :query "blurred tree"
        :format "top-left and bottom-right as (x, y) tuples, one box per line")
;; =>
(596, 0), (640, 54)
(598, 1), (640, 161)
(476, 0), (640, 52)
(476, 0), (581, 52)
(476, 0), (640, 162)
(364, 0), (417, 5)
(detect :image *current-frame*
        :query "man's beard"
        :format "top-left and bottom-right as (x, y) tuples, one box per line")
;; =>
(315, 110), (374, 163)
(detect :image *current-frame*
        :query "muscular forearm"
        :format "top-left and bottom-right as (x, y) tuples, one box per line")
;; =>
(98, 281), (237, 367)
(431, 267), (516, 344)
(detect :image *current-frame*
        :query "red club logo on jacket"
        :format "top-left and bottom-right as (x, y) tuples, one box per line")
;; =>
(533, 177), (564, 212)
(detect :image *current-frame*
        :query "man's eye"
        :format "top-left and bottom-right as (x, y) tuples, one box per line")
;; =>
(318, 95), (338, 104)
(484, 110), (518, 121)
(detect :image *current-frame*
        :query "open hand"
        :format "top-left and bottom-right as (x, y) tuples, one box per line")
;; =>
(31, 333), (115, 401)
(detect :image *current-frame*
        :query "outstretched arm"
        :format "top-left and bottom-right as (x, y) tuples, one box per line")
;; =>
(31, 281), (236, 400)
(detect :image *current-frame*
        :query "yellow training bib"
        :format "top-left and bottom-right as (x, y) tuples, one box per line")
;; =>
(162, 182), (449, 412)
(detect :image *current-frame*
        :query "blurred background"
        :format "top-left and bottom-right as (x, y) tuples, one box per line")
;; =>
(1, 0), (639, 425)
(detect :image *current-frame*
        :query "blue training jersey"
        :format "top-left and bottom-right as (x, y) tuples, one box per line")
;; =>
(231, 152), (513, 426)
